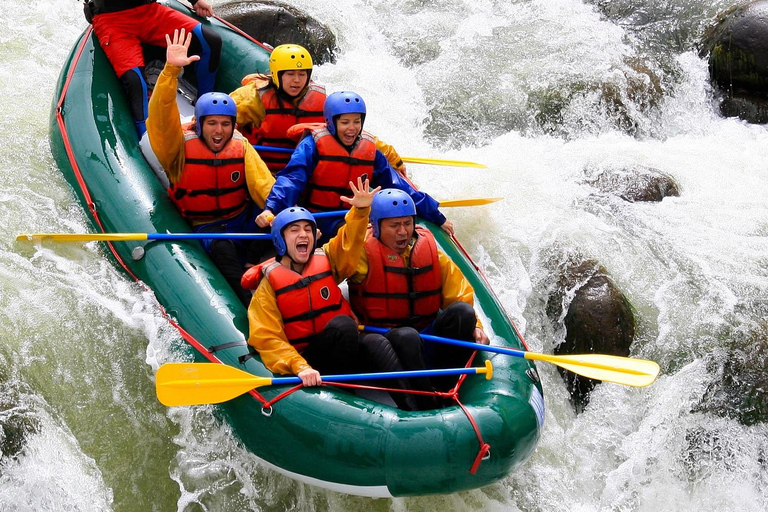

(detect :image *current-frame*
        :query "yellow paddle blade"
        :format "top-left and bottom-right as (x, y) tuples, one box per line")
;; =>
(524, 352), (660, 387)
(16, 233), (149, 242)
(438, 197), (503, 207)
(402, 156), (487, 168)
(156, 363), (272, 407)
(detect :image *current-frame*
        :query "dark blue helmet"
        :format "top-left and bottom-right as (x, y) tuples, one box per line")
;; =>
(323, 91), (366, 136)
(370, 189), (416, 238)
(194, 92), (237, 136)
(271, 207), (317, 256)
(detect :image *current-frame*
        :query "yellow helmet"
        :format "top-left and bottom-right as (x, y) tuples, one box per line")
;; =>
(269, 44), (313, 88)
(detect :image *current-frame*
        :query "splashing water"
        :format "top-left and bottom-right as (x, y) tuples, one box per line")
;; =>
(2, 0), (767, 510)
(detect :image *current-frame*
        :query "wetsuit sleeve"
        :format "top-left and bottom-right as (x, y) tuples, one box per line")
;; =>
(264, 135), (318, 213)
(371, 150), (447, 226)
(438, 250), (483, 328)
(243, 141), (275, 209)
(323, 206), (371, 281)
(147, 62), (186, 184)
(374, 137), (405, 173)
(247, 279), (312, 375)
(230, 81), (267, 130)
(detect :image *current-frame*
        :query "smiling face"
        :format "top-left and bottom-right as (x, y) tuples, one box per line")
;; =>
(279, 69), (309, 97)
(378, 215), (415, 254)
(282, 220), (315, 265)
(200, 115), (234, 153)
(334, 113), (363, 146)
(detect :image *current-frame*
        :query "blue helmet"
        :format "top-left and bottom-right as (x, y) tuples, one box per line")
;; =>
(370, 189), (416, 238)
(271, 207), (317, 256)
(323, 91), (366, 136)
(194, 92), (237, 136)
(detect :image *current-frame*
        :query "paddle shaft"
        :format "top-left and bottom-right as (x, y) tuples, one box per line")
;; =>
(16, 232), (271, 242)
(360, 326), (660, 387)
(252, 145), (486, 168)
(362, 325), (529, 357)
(156, 361), (492, 406)
(270, 364), (490, 386)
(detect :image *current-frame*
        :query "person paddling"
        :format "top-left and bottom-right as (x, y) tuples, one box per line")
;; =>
(254, 91), (454, 241)
(147, 28), (275, 306)
(348, 189), (489, 393)
(240, 178), (423, 410)
(230, 45), (409, 176)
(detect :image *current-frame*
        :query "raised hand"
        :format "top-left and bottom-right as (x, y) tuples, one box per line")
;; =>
(340, 176), (381, 210)
(165, 28), (201, 68)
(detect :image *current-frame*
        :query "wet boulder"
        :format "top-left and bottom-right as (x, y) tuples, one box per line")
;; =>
(700, 1), (768, 123)
(217, 0), (337, 65)
(546, 259), (636, 411)
(694, 323), (768, 426)
(582, 164), (680, 202)
(1, 384), (41, 461)
(533, 56), (665, 138)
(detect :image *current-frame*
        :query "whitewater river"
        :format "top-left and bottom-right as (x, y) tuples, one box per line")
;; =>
(2, 0), (767, 510)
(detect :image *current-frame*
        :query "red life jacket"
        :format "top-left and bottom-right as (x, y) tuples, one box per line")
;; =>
(241, 250), (353, 344)
(168, 123), (250, 223)
(306, 126), (376, 212)
(242, 83), (326, 173)
(349, 227), (443, 330)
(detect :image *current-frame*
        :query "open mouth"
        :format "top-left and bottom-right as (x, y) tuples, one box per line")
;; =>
(295, 240), (310, 255)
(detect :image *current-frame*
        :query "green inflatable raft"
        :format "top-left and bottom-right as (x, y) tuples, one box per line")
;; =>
(49, 0), (544, 497)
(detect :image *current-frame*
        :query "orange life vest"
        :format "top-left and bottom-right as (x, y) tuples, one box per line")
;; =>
(168, 123), (250, 223)
(242, 250), (353, 344)
(242, 83), (326, 173)
(305, 126), (377, 212)
(349, 227), (443, 330)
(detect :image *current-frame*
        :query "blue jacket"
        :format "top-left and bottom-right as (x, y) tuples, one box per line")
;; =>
(264, 134), (447, 227)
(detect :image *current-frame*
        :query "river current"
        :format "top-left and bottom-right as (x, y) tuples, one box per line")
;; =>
(2, 0), (767, 510)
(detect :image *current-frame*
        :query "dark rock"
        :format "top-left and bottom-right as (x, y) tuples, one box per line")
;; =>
(1, 381), (41, 461)
(700, 1), (768, 123)
(547, 258), (636, 411)
(533, 56), (665, 138)
(694, 323), (768, 426)
(217, 1), (337, 65)
(582, 164), (680, 202)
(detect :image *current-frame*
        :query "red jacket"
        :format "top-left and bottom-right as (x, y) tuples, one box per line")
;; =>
(242, 83), (325, 173)
(168, 123), (249, 222)
(242, 250), (353, 345)
(349, 227), (443, 330)
(305, 126), (376, 211)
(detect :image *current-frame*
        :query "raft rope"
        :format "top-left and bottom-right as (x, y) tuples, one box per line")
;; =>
(253, 349), (492, 474)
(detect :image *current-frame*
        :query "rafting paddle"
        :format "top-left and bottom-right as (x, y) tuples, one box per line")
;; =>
(311, 197), (503, 221)
(17, 196), (502, 242)
(156, 360), (493, 406)
(252, 144), (486, 168)
(15, 232), (272, 243)
(360, 326), (660, 387)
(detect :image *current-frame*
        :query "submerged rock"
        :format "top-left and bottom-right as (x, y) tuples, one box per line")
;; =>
(701, 1), (768, 123)
(694, 322), (768, 426)
(533, 56), (665, 138)
(217, 0), (337, 65)
(582, 164), (680, 202)
(546, 258), (636, 411)
(0, 383), (41, 461)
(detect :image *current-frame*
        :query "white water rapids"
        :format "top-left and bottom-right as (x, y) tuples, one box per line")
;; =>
(1, 0), (767, 510)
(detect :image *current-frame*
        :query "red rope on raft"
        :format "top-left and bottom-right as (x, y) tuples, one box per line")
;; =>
(257, 350), (492, 474)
